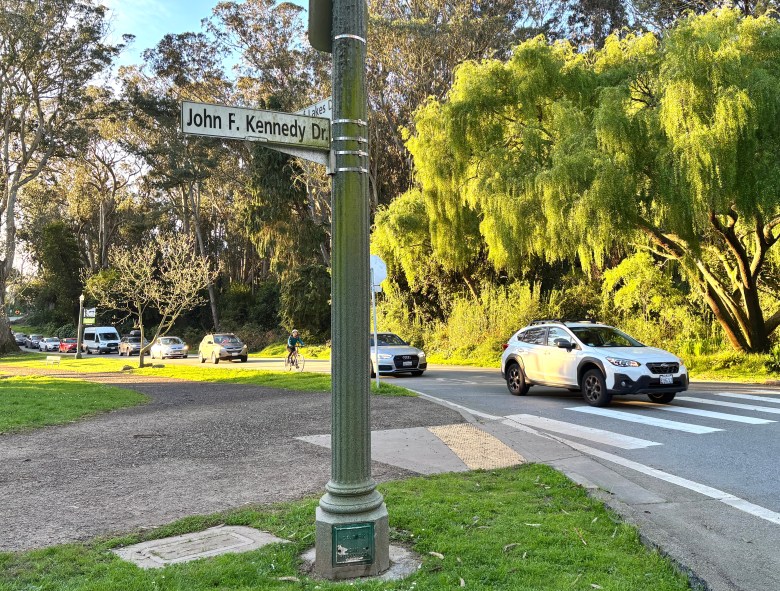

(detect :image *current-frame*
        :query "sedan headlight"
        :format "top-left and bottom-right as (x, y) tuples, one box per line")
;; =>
(183, 345), (189, 351)
(377, 353), (393, 360)
(606, 357), (641, 367)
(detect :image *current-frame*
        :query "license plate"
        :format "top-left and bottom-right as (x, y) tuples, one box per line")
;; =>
(403, 361), (412, 367)
(660, 374), (673, 385)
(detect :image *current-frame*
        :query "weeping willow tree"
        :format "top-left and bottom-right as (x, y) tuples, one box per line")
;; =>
(405, 8), (780, 353)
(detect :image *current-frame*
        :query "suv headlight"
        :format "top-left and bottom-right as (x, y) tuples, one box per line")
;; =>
(606, 357), (641, 367)
(377, 353), (393, 360)
(418, 351), (426, 359)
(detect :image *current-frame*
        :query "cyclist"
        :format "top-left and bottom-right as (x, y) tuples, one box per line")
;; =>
(287, 329), (304, 366)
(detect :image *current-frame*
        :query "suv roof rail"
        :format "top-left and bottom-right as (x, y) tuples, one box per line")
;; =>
(529, 318), (599, 326)
(529, 319), (565, 326)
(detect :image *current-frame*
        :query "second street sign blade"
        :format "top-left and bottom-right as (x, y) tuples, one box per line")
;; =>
(181, 100), (330, 151)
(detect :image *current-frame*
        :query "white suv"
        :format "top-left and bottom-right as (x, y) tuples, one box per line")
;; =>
(500, 320), (688, 407)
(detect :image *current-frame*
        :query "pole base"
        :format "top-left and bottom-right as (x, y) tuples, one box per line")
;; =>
(314, 504), (389, 580)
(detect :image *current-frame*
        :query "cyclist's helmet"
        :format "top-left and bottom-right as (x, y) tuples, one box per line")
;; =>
(292, 329), (299, 335)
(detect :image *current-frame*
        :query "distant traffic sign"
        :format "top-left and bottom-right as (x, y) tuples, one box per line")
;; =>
(181, 100), (330, 150)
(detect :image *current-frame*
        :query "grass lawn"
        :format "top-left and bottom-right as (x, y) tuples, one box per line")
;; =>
(132, 365), (414, 397)
(0, 354), (414, 397)
(0, 376), (148, 434)
(0, 465), (693, 591)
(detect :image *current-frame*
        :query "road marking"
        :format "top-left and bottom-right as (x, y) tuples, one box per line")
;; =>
(568, 407), (723, 433)
(504, 414), (661, 449)
(616, 401), (775, 424)
(678, 396), (780, 415)
(419, 394), (780, 527)
(557, 438), (780, 526)
(715, 392), (780, 405)
(413, 392), (503, 421)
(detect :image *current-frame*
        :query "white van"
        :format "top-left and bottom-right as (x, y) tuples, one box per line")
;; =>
(82, 326), (121, 354)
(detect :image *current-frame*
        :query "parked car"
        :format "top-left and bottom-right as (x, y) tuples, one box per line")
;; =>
(198, 333), (248, 364)
(38, 337), (60, 352)
(59, 338), (78, 353)
(13, 333), (27, 346)
(369, 332), (427, 377)
(119, 335), (148, 356)
(149, 336), (189, 359)
(82, 326), (121, 354)
(500, 320), (688, 407)
(25, 334), (43, 349)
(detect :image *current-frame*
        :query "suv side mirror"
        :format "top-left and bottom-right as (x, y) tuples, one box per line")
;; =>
(555, 338), (574, 350)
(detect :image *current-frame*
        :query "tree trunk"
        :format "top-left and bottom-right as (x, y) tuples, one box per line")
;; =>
(188, 184), (219, 330)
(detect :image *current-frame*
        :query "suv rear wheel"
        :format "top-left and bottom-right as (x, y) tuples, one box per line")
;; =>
(505, 362), (529, 396)
(582, 369), (612, 407)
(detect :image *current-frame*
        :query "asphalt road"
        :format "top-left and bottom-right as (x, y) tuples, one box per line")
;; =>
(398, 365), (780, 591)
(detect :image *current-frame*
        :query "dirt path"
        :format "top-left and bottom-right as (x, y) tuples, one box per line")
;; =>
(0, 370), (465, 551)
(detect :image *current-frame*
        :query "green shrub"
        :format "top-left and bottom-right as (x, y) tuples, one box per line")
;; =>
(765, 345), (780, 374)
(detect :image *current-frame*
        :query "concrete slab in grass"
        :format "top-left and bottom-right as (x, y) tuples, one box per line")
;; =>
(113, 525), (289, 569)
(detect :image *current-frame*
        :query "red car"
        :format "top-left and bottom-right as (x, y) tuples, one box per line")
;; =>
(59, 338), (78, 353)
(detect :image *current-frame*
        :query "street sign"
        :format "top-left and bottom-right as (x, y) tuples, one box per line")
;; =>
(297, 97), (332, 120)
(370, 255), (386, 293)
(84, 308), (96, 326)
(181, 100), (330, 150)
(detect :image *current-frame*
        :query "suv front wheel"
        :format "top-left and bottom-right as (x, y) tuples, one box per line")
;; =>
(582, 369), (612, 407)
(505, 362), (529, 396)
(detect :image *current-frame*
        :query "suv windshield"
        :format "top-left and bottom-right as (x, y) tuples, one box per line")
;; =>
(214, 335), (241, 345)
(370, 334), (407, 346)
(570, 327), (644, 347)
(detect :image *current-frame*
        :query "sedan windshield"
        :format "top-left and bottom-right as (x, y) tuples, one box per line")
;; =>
(370, 333), (407, 346)
(570, 327), (644, 347)
(160, 337), (183, 345)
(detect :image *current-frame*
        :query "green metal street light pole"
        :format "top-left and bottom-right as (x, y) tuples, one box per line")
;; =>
(312, 0), (390, 579)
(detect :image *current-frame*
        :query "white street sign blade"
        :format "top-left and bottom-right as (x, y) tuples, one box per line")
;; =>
(297, 97), (332, 120)
(181, 100), (330, 151)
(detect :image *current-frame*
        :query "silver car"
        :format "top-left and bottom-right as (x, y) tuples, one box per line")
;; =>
(149, 336), (189, 359)
(38, 337), (60, 352)
(370, 333), (427, 377)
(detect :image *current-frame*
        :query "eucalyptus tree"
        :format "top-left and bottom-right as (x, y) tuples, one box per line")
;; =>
(631, 0), (779, 29)
(121, 31), (233, 329)
(207, 0), (333, 269)
(0, 0), (120, 352)
(406, 9), (780, 352)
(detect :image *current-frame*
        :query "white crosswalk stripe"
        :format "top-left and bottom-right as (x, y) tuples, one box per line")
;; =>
(615, 401), (775, 424)
(678, 396), (780, 415)
(568, 406), (723, 433)
(715, 392), (780, 405)
(504, 414), (661, 449)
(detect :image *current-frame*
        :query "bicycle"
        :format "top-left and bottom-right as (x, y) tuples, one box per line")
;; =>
(284, 346), (305, 372)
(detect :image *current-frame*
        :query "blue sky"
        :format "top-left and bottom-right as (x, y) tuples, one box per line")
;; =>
(106, 0), (306, 67)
